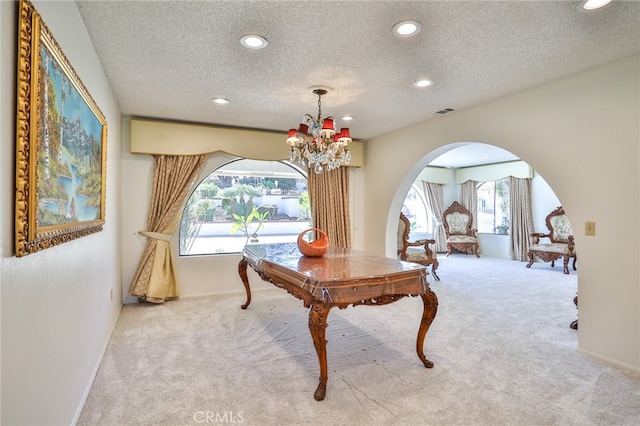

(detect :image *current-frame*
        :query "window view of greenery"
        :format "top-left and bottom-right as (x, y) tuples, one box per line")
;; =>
(179, 159), (310, 255)
(402, 185), (433, 240)
(477, 178), (510, 234)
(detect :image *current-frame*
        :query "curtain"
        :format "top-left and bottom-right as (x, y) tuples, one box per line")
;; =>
(308, 166), (351, 249)
(509, 176), (534, 261)
(460, 180), (478, 230)
(129, 154), (208, 303)
(460, 180), (478, 254)
(422, 181), (447, 253)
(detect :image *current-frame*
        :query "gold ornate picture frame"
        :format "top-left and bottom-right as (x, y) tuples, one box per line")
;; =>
(15, 0), (107, 257)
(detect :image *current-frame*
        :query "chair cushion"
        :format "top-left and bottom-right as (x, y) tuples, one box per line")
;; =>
(405, 247), (437, 262)
(447, 235), (478, 244)
(530, 242), (574, 255)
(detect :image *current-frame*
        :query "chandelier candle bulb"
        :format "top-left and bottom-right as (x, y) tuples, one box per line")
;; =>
(297, 123), (309, 135)
(287, 129), (299, 146)
(338, 128), (352, 144)
(320, 118), (336, 139)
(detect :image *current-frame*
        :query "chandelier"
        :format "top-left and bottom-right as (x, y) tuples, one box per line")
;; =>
(286, 88), (352, 174)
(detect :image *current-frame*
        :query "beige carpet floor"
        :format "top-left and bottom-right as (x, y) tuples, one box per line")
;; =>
(78, 255), (640, 425)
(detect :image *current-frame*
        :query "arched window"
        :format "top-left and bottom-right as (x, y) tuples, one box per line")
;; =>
(402, 184), (433, 240)
(179, 159), (310, 255)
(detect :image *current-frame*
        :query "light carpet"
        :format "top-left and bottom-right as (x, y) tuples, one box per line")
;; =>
(78, 255), (640, 425)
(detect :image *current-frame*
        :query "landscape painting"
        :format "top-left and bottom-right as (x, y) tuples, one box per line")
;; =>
(15, 0), (107, 256)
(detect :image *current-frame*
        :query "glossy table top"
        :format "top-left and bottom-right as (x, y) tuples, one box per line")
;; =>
(243, 243), (429, 305)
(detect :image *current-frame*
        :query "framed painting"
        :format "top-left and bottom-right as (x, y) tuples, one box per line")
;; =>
(15, 0), (108, 257)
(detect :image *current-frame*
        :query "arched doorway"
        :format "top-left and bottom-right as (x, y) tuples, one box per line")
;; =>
(393, 142), (579, 330)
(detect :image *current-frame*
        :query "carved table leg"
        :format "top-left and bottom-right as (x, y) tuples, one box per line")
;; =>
(308, 302), (331, 401)
(417, 290), (438, 368)
(237, 258), (252, 309)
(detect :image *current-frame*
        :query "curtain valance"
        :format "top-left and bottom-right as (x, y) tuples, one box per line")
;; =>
(129, 118), (364, 167)
(455, 160), (532, 184)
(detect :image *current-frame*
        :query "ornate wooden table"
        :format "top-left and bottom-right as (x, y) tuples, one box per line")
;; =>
(237, 243), (438, 401)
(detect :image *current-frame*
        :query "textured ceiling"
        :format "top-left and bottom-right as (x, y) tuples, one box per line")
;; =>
(75, 1), (639, 165)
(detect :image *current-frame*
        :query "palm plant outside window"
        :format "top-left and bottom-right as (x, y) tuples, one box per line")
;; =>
(179, 159), (310, 255)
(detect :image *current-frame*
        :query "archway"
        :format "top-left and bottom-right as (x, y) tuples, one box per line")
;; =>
(388, 141), (579, 329)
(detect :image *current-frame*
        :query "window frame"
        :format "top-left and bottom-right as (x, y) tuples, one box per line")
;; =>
(476, 178), (510, 235)
(402, 183), (434, 239)
(179, 159), (310, 256)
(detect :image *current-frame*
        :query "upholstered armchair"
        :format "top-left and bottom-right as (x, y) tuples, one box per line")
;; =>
(443, 201), (480, 257)
(526, 206), (577, 274)
(398, 213), (440, 281)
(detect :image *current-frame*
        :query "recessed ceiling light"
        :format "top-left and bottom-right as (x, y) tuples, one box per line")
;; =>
(211, 97), (230, 105)
(413, 79), (433, 88)
(342, 115), (354, 121)
(578, 0), (613, 10)
(240, 34), (268, 49)
(392, 20), (422, 37)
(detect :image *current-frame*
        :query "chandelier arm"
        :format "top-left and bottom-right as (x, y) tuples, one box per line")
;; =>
(303, 113), (317, 128)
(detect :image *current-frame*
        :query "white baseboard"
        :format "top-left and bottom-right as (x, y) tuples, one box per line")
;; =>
(179, 286), (280, 300)
(577, 347), (640, 374)
(71, 303), (124, 425)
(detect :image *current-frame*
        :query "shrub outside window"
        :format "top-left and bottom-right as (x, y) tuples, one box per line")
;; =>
(477, 178), (510, 234)
(180, 159), (310, 255)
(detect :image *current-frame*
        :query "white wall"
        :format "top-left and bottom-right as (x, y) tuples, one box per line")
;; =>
(363, 55), (639, 371)
(1, 2), (122, 424)
(532, 171), (562, 229)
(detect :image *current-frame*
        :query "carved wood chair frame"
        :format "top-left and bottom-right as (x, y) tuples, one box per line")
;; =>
(398, 213), (440, 281)
(442, 201), (480, 257)
(526, 206), (577, 274)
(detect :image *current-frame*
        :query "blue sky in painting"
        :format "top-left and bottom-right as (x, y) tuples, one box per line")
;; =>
(41, 44), (102, 144)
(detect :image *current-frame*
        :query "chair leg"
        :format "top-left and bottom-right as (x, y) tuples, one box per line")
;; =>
(431, 260), (440, 281)
(570, 294), (578, 329)
(563, 255), (570, 274)
(572, 255), (577, 271)
(526, 252), (535, 268)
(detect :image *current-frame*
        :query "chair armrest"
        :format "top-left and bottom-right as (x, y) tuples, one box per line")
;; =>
(530, 232), (550, 244)
(406, 239), (436, 258)
(530, 232), (550, 238)
(567, 235), (575, 251)
(415, 238), (436, 247)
